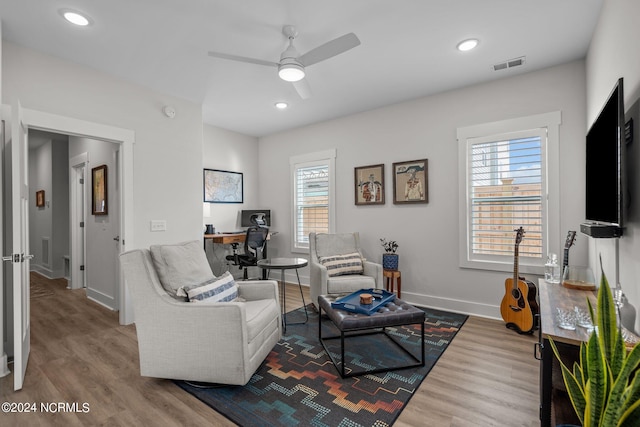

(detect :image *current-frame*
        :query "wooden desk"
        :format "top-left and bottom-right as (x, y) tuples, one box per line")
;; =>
(538, 280), (596, 426)
(204, 233), (245, 245)
(204, 232), (272, 279)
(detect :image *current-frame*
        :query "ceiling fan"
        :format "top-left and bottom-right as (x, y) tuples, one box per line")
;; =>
(208, 25), (360, 99)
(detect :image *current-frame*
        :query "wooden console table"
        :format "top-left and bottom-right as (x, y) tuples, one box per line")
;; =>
(538, 279), (596, 426)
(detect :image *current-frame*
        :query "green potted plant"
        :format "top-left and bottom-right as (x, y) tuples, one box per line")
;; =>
(550, 259), (640, 427)
(380, 238), (399, 270)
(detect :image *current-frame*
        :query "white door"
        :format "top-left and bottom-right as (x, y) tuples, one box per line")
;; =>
(8, 102), (31, 390)
(70, 154), (87, 290)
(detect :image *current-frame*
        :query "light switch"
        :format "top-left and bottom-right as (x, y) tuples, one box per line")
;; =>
(150, 220), (167, 231)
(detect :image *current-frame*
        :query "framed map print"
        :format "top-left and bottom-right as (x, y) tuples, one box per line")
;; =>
(204, 169), (243, 203)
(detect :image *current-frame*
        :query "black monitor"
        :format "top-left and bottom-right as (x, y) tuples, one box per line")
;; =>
(241, 210), (271, 227)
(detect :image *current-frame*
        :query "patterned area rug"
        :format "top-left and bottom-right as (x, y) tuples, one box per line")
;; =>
(176, 305), (467, 427)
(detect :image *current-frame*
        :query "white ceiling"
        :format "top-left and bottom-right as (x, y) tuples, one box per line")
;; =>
(0, 0), (603, 137)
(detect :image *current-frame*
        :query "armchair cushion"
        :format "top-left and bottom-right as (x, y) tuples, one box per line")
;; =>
(150, 240), (215, 299)
(177, 271), (239, 303)
(318, 252), (364, 277)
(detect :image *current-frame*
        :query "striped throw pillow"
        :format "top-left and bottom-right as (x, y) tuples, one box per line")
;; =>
(178, 271), (239, 303)
(318, 252), (364, 277)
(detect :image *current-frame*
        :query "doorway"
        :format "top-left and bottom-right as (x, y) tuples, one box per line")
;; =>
(21, 108), (135, 325)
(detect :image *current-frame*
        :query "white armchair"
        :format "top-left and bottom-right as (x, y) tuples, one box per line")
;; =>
(119, 241), (281, 385)
(309, 232), (383, 308)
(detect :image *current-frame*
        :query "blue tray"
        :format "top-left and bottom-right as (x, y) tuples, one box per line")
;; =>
(331, 288), (396, 315)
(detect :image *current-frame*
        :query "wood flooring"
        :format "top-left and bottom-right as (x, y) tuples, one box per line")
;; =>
(0, 273), (540, 426)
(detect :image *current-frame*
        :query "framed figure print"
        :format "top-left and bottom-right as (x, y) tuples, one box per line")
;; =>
(354, 164), (385, 205)
(92, 165), (108, 215)
(204, 169), (244, 203)
(392, 159), (428, 204)
(36, 190), (45, 207)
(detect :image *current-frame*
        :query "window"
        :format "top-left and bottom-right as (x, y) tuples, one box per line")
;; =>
(457, 112), (561, 274)
(290, 150), (336, 252)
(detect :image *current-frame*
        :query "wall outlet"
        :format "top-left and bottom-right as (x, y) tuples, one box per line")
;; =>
(150, 220), (167, 232)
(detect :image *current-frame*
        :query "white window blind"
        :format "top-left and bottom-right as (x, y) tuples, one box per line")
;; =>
(290, 150), (336, 251)
(294, 164), (329, 246)
(457, 111), (561, 274)
(469, 134), (543, 259)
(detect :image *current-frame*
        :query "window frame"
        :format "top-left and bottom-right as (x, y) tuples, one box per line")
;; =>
(290, 149), (336, 253)
(457, 111), (561, 275)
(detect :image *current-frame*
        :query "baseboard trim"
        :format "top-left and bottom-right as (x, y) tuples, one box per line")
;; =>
(86, 288), (117, 311)
(399, 291), (501, 320)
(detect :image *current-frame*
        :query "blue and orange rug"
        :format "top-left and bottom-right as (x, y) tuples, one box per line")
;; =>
(176, 305), (467, 426)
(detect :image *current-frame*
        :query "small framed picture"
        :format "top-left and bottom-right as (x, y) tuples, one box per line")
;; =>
(392, 159), (428, 204)
(354, 164), (385, 205)
(92, 165), (108, 215)
(204, 168), (244, 203)
(36, 190), (45, 208)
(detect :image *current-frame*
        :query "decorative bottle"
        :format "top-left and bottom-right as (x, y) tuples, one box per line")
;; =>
(545, 253), (560, 284)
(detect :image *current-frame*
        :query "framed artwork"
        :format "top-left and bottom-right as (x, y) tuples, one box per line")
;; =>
(392, 159), (428, 204)
(36, 190), (45, 207)
(92, 165), (108, 215)
(204, 168), (244, 203)
(354, 164), (385, 205)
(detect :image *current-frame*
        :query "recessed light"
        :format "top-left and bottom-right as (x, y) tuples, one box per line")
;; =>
(457, 39), (479, 52)
(275, 102), (288, 109)
(60, 9), (92, 26)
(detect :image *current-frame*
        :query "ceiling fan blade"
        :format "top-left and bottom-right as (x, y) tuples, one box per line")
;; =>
(208, 51), (278, 68)
(298, 33), (360, 67)
(292, 78), (312, 100)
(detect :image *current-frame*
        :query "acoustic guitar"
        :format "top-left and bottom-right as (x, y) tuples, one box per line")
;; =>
(500, 227), (539, 334)
(561, 230), (577, 277)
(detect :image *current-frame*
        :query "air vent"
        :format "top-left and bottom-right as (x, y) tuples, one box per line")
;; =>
(42, 236), (51, 267)
(493, 56), (526, 71)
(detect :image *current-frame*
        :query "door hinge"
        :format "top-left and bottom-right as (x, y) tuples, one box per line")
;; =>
(80, 222), (84, 228)
(80, 265), (85, 271)
(79, 178), (84, 184)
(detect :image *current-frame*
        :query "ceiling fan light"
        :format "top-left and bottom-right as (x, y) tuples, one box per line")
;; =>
(278, 63), (305, 82)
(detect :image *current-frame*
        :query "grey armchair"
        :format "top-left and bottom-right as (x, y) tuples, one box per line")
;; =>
(309, 232), (383, 308)
(119, 240), (281, 385)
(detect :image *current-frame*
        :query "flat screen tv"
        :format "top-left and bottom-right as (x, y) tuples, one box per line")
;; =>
(583, 77), (625, 237)
(241, 210), (271, 227)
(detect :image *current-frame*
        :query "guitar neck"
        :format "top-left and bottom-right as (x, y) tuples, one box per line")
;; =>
(563, 247), (570, 268)
(513, 246), (519, 286)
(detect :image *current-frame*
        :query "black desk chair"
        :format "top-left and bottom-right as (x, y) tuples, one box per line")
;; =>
(226, 226), (269, 280)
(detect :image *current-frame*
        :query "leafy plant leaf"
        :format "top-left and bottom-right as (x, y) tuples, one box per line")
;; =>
(597, 259), (617, 361)
(586, 333), (608, 425)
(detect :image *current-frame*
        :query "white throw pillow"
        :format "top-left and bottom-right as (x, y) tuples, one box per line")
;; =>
(177, 271), (239, 303)
(318, 252), (364, 277)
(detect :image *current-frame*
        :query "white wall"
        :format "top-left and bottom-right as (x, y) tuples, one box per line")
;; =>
(69, 136), (119, 308)
(2, 41), (205, 249)
(51, 139), (69, 278)
(202, 124), (259, 276)
(28, 140), (53, 273)
(586, 0), (640, 333)
(259, 60), (587, 318)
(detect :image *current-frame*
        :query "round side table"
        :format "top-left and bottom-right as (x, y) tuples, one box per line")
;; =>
(257, 257), (308, 331)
